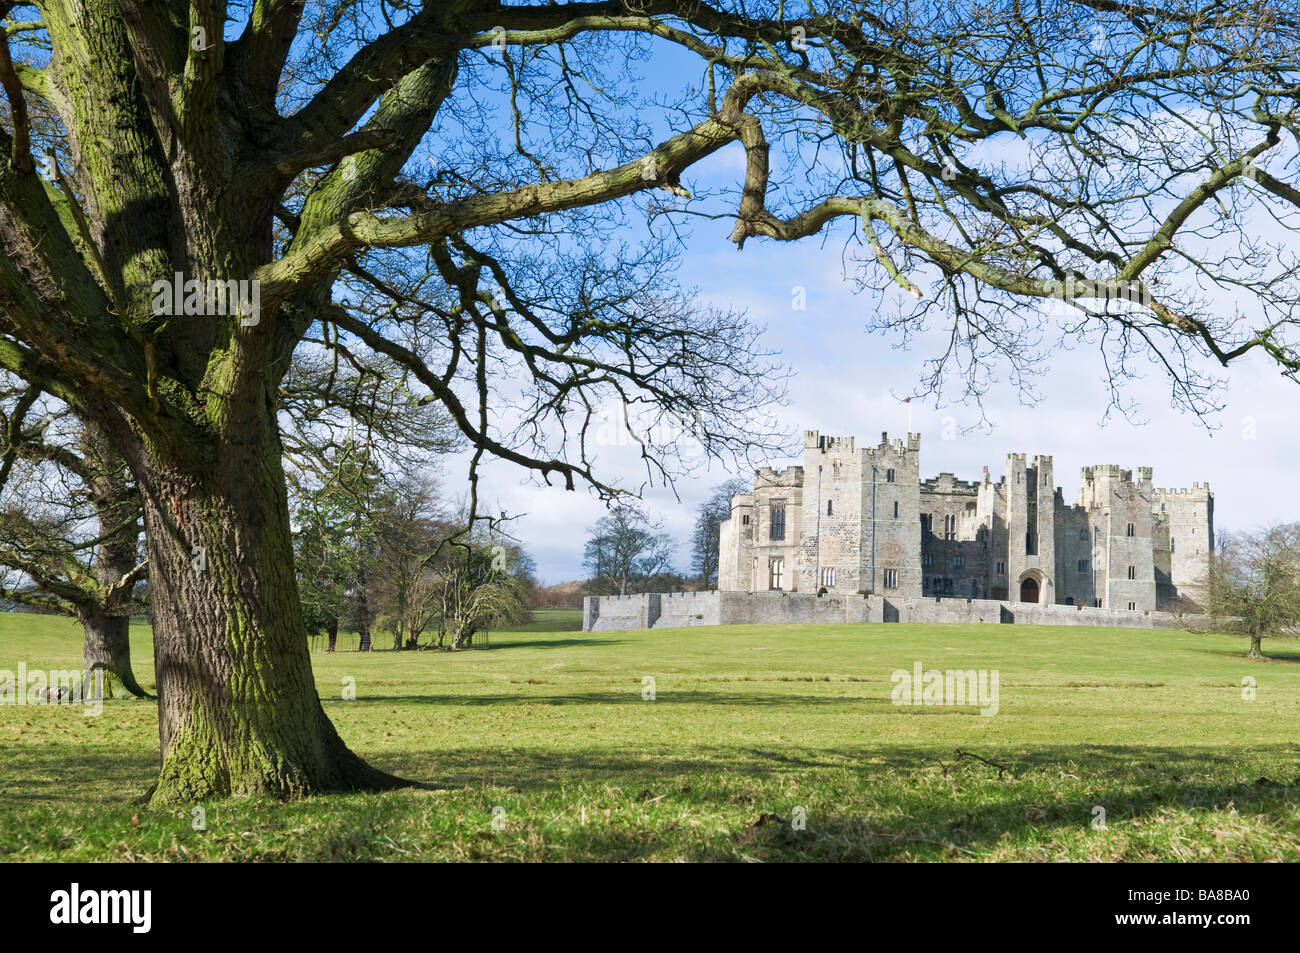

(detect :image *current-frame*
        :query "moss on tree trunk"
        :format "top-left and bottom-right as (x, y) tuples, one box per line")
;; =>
(135, 429), (409, 805)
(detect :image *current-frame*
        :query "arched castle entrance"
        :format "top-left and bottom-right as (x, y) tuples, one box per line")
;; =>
(1017, 570), (1045, 604)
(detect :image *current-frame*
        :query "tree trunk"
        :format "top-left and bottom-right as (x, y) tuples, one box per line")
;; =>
(132, 431), (407, 805)
(1248, 634), (1264, 658)
(356, 579), (373, 652)
(326, 617), (338, 653)
(81, 611), (150, 699)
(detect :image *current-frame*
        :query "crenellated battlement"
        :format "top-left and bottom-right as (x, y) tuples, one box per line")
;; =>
(805, 429), (856, 453)
(865, 431), (922, 455)
(922, 472), (981, 492)
(755, 465), (804, 487)
(1082, 464), (1139, 484)
(1153, 484), (1211, 499)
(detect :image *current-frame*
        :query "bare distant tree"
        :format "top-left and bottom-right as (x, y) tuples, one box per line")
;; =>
(691, 477), (749, 587)
(1206, 524), (1300, 658)
(584, 505), (675, 595)
(432, 529), (531, 648)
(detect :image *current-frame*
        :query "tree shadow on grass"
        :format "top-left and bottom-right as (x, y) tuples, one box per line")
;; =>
(0, 744), (155, 805)
(333, 690), (899, 707)
(483, 638), (629, 650)
(6, 740), (1298, 860)
(366, 742), (1300, 860)
(372, 741), (1292, 787)
(1190, 639), (1300, 664)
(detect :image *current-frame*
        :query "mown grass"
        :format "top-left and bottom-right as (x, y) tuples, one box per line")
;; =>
(1, 609), (1297, 861)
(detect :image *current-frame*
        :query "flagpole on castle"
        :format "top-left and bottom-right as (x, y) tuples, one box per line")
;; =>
(905, 397), (912, 433)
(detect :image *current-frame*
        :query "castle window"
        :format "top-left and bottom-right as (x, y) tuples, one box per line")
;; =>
(769, 558), (785, 590)
(893, 501), (899, 519)
(953, 555), (965, 568)
(944, 514), (956, 541)
(1128, 601), (1137, 611)
(1078, 559), (1088, 572)
(996, 561), (1005, 574)
(1127, 523), (1135, 537)
(886, 468), (895, 483)
(1095, 598), (1102, 607)
(742, 514), (750, 525)
(821, 567), (836, 588)
(1170, 536), (1175, 553)
(971, 579), (979, 597)
(1161, 503), (1166, 512)
(921, 514), (932, 534)
(883, 569), (898, 589)
(769, 501), (786, 540)
(827, 500), (833, 517)
(1079, 528), (1088, 541)
(923, 553), (933, 566)
(1127, 565), (1136, 580)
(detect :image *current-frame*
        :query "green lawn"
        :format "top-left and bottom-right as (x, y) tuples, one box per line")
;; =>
(1, 610), (1297, 861)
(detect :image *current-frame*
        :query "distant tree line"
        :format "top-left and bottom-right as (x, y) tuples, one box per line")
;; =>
(551, 478), (748, 601)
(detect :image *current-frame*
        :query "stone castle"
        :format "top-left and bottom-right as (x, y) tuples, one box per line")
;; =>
(718, 430), (1214, 611)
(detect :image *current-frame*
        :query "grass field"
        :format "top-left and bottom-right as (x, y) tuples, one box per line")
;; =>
(1, 609), (1297, 861)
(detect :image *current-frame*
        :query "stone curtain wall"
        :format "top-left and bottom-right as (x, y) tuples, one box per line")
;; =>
(582, 591), (1213, 632)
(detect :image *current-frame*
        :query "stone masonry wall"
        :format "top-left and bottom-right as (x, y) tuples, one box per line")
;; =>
(583, 591), (1212, 632)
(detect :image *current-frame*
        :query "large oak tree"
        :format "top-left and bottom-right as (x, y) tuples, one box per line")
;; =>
(2, 0), (1299, 803)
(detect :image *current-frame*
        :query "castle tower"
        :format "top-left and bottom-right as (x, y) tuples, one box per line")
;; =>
(1078, 465), (1157, 610)
(717, 492), (754, 591)
(858, 432), (922, 597)
(716, 458), (804, 592)
(1005, 453), (1056, 604)
(800, 430), (861, 592)
(1152, 482), (1214, 607)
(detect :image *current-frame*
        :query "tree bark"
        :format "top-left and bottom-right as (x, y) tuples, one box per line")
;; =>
(1248, 634), (1264, 658)
(81, 610), (150, 699)
(131, 428), (407, 805)
(326, 617), (338, 653)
